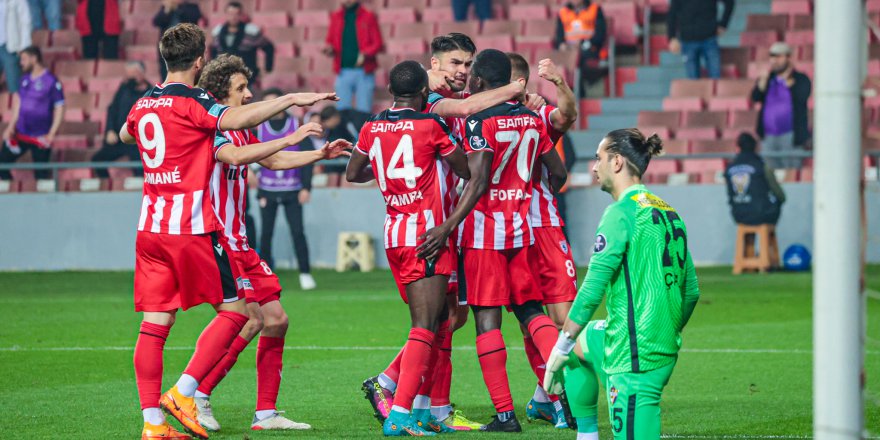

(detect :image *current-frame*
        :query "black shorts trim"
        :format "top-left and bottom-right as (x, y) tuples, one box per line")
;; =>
(457, 248), (467, 305)
(210, 232), (239, 301)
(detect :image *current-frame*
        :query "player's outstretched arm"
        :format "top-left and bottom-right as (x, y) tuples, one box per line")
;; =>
(344, 148), (374, 183)
(540, 148), (568, 192)
(539, 59), (578, 133)
(680, 251), (701, 330)
(431, 82), (525, 119)
(217, 123), (323, 166)
(219, 93), (338, 131)
(417, 151), (492, 260)
(260, 139), (352, 171)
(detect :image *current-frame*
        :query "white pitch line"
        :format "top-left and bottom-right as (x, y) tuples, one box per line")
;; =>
(0, 345), (877, 355)
(866, 288), (880, 300)
(661, 436), (813, 439)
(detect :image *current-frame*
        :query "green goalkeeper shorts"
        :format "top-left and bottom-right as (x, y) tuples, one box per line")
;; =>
(605, 361), (675, 440)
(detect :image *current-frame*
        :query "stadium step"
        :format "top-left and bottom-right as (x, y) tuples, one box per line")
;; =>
(569, 130), (608, 154)
(587, 113), (638, 131)
(624, 81), (671, 98)
(599, 98), (664, 113)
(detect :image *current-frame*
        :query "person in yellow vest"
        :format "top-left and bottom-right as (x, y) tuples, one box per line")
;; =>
(553, 1), (607, 97)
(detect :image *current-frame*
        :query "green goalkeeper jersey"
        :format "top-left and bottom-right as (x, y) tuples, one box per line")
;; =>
(569, 184), (700, 375)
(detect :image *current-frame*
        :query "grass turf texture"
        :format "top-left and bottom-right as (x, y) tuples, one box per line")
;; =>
(0, 267), (878, 439)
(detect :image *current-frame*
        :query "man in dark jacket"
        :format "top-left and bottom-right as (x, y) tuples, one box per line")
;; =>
(153, 0), (202, 79)
(751, 42), (811, 169)
(667, 0), (734, 79)
(210, 1), (274, 81)
(323, 0), (383, 113)
(91, 61), (150, 177)
(725, 133), (786, 225)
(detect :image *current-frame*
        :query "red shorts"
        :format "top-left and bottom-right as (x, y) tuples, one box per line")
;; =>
(461, 247), (542, 307)
(233, 248), (282, 306)
(134, 231), (244, 312)
(386, 246), (453, 303)
(529, 227), (578, 304)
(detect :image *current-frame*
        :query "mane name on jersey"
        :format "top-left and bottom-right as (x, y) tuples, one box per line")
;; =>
(144, 168), (182, 184)
(496, 116), (536, 129)
(370, 120), (415, 133)
(136, 97), (174, 110)
(385, 190), (423, 206)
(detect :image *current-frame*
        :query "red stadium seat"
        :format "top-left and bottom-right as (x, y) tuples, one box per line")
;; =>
(638, 126), (671, 140)
(133, 28), (160, 45)
(385, 38), (427, 55)
(746, 14), (788, 34)
(293, 10), (330, 27)
(261, 73), (302, 91)
(602, 2), (640, 46)
(515, 36), (553, 59)
(421, 7), (454, 23)
(676, 127), (718, 141)
(683, 111), (727, 128)
(508, 4), (548, 20)
(645, 0), (669, 14)
(257, 0), (296, 12)
(125, 45), (157, 61)
(387, 0), (429, 11)
(251, 12), (290, 28)
(670, 79), (714, 99)
(274, 57), (311, 74)
(264, 26), (299, 43)
(306, 25), (328, 40)
(790, 14), (813, 30)
(662, 97), (703, 112)
(274, 42), (296, 57)
(739, 30), (779, 47)
(298, 41), (325, 58)
(522, 19), (556, 37)
(65, 92), (98, 111)
(60, 77), (84, 93)
(378, 8), (418, 25)
(481, 19), (519, 36)
(638, 111), (681, 130)
(771, 0), (812, 15)
(433, 21), (480, 37)
(730, 109), (760, 129)
(32, 30), (51, 47)
(716, 79), (754, 97)
(312, 55), (334, 74)
(682, 158), (725, 173)
(691, 139), (736, 154)
(786, 30), (814, 46)
(613, 66), (638, 97)
(301, 0), (335, 10)
(663, 139), (689, 155)
(64, 109), (87, 122)
(394, 22), (431, 39)
(53, 135), (90, 149)
(57, 60), (96, 78)
(429, 0), (450, 6)
(708, 97), (750, 112)
(475, 35), (515, 52)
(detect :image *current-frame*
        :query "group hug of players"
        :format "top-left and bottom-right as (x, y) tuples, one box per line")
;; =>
(123, 21), (701, 440)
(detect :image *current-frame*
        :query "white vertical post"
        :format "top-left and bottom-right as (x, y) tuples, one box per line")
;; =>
(813, 0), (864, 439)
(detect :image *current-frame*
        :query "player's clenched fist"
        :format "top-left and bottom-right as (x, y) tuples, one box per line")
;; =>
(538, 59), (564, 86)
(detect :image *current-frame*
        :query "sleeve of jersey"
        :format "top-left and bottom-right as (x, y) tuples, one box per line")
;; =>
(213, 132), (232, 160)
(353, 125), (369, 155)
(434, 117), (458, 156)
(426, 92), (445, 113)
(463, 116), (492, 154)
(189, 91), (230, 132)
(568, 204), (632, 326)
(543, 106), (565, 143)
(536, 118), (556, 156)
(680, 251), (700, 330)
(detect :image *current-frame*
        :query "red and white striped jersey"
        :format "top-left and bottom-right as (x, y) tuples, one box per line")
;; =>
(530, 104), (566, 228)
(211, 129), (254, 251)
(126, 82), (230, 235)
(457, 101), (555, 250)
(355, 107), (458, 249)
(427, 92), (469, 246)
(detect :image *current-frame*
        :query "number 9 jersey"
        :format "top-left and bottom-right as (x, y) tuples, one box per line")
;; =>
(125, 82), (230, 235)
(459, 101), (556, 250)
(355, 107), (459, 249)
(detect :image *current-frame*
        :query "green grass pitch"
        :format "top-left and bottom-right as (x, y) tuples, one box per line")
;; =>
(0, 267), (878, 439)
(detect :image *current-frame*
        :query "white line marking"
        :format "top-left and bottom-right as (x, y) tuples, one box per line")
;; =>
(866, 288), (880, 300)
(0, 345), (877, 355)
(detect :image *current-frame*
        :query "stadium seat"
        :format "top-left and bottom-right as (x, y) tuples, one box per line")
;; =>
(670, 79), (714, 100)
(32, 30), (51, 47)
(771, 0), (812, 15)
(65, 109), (88, 122)
(433, 21), (479, 37)
(614, 66), (638, 97)
(638, 111), (680, 130)
(798, 44), (814, 61)
(394, 22), (431, 39)
(676, 127), (718, 141)
(298, 41), (325, 58)
(745, 14), (788, 34)
(691, 139), (736, 154)
(522, 19), (556, 37)
(385, 38), (427, 55)
(65, 92), (98, 111)
(645, 0), (669, 14)
(125, 45), (157, 61)
(663, 139), (690, 155)
(786, 30), (814, 46)
(57, 60), (96, 78)
(261, 73), (302, 91)
(474, 35), (515, 52)
(790, 14), (813, 30)
(312, 55), (334, 74)
(95, 60), (128, 78)
(603, 2), (641, 47)
(638, 126), (671, 140)
(481, 19), (519, 36)
(421, 7), (454, 23)
(264, 26), (299, 43)
(301, 0), (336, 10)
(274, 57), (311, 75)
(378, 8), (418, 25)
(251, 12), (290, 27)
(52, 135), (90, 149)
(258, 0), (297, 12)
(515, 36), (553, 59)
(642, 159), (679, 184)
(305, 25), (328, 40)
(739, 30), (779, 47)
(662, 97), (703, 112)
(387, 0), (429, 11)
(429, 0), (450, 6)
(682, 158), (725, 173)
(60, 77), (84, 93)
(133, 28), (160, 45)
(293, 10), (330, 27)
(508, 4), (548, 20)
(578, 99), (602, 129)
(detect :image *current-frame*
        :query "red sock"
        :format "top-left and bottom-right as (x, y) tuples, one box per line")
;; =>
(527, 314), (558, 362)
(417, 321), (449, 397)
(382, 346), (405, 384)
(183, 311), (248, 381)
(256, 336), (285, 411)
(134, 321), (171, 409)
(394, 327), (434, 411)
(523, 334), (546, 382)
(196, 335), (250, 396)
(429, 325), (453, 407)
(476, 329), (513, 413)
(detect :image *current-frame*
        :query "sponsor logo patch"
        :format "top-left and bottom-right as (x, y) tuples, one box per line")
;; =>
(593, 234), (607, 253)
(559, 240), (569, 254)
(610, 386), (618, 405)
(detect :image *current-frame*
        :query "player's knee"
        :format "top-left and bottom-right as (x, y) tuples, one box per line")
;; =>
(264, 311), (289, 335)
(243, 313), (265, 337)
(511, 301), (544, 325)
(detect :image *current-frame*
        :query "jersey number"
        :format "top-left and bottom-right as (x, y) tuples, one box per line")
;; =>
(492, 128), (540, 184)
(138, 113), (166, 169)
(369, 134), (424, 191)
(651, 209), (687, 269)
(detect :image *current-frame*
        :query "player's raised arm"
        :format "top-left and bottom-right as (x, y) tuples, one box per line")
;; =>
(219, 92), (339, 131)
(538, 59), (578, 133)
(216, 123), (323, 166)
(260, 139), (351, 171)
(431, 81), (525, 119)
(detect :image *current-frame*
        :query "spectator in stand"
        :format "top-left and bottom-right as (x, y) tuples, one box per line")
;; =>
(27, 0), (60, 31)
(76, 0), (121, 60)
(210, 1), (274, 81)
(667, 0), (734, 79)
(725, 132), (786, 226)
(553, 0), (607, 97)
(1, 0), (32, 93)
(324, 0), (383, 113)
(751, 42), (811, 169)
(452, 0), (491, 22)
(256, 88), (316, 290)
(0, 46), (64, 180)
(91, 61), (150, 178)
(153, 0), (202, 80)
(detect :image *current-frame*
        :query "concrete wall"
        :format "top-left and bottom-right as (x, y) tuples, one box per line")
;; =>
(1, 182), (874, 271)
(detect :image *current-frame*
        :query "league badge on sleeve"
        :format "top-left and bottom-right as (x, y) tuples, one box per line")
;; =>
(469, 136), (487, 150)
(593, 234), (607, 253)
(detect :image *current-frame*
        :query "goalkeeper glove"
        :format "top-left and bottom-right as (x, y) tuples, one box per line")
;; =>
(543, 331), (577, 395)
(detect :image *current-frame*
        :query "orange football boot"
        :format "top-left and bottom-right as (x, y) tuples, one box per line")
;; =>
(142, 421), (192, 439)
(159, 386), (209, 439)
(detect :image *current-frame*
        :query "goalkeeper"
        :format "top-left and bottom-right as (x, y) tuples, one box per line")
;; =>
(544, 129), (701, 440)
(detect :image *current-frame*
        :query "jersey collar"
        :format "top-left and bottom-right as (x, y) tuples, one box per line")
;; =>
(618, 184), (647, 201)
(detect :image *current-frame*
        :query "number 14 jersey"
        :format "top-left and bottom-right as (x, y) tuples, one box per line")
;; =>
(355, 108), (458, 249)
(459, 101), (555, 250)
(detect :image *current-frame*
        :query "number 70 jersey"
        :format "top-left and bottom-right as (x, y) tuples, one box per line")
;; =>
(459, 102), (555, 250)
(354, 108), (459, 249)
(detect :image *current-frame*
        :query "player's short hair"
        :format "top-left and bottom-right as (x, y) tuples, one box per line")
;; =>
(20, 46), (42, 63)
(431, 33), (476, 56)
(261, 87), (284, 99)
(603, 128), (664, 178)
(471, 49), (512, 89)
(226, 1), (243, 10)
(160, 23), (206, 73)
(507, 52), (530, 82)
(197, 54), (252, 102)
(737, 132), (757, 153)
(389, 60), (428, 98)
(319, 105), (340, 122)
